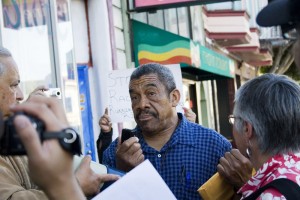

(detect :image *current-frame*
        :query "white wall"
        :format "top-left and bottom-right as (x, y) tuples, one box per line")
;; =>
(70, 0), (131, 161)
(71, 0), (89, 63)
(88, 0), (114, 151)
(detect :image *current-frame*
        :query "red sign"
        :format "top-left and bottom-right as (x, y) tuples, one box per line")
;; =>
(135, 0), (195, 7)
(133, 0), (237, 10)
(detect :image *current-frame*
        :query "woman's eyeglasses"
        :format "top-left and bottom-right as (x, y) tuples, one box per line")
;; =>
(228, 115), (241, 125)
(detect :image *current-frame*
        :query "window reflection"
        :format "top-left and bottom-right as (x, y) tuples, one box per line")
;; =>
(2, 0), (54, 98)
(148, 10), (164, 29)
(1, 0), (81, 131)
(56, 0), (81, 130)
(164, 8), (178, 34)
(132, 12), (147, 23)
(177, 7), (189, 38)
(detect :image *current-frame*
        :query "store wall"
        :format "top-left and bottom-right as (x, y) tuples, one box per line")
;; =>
(70, 0), (133, 159)
(88, 0), (116, 159)
(87, 0), (130, 155)
(70, 0), (114, 159)
(71, 0), (89, 64)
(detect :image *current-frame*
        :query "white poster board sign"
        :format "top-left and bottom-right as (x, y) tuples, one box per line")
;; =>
(107, 64), (184, 123)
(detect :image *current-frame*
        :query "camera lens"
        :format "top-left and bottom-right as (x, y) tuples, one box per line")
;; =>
(56, 91), (61, 96)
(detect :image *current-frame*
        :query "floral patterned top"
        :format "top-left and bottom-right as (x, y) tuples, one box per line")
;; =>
(238, 153), (300, 200)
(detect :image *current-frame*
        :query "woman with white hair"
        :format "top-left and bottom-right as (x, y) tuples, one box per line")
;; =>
(219, 73), (300, 199)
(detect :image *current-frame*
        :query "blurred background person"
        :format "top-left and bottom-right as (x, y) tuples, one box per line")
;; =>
(256, 0), (300, 69)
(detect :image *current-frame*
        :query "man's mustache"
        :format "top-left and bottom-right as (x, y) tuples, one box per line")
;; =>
(136, 109), (157, 119)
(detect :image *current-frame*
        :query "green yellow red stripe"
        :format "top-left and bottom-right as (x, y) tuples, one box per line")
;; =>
(139, 56), (192, 66)
(138, 40), (190, 53)
(138, 48), (191, 62)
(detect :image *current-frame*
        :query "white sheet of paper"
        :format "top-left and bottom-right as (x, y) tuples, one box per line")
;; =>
(92, 160), (177, 200)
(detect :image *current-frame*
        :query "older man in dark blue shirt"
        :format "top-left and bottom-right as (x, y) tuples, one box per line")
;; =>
(103, 63), (231, 199)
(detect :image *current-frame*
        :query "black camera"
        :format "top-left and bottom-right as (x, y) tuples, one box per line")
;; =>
(0, 112), (45, 155)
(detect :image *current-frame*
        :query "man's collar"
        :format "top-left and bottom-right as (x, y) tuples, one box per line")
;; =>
(169, 113), (197, 147)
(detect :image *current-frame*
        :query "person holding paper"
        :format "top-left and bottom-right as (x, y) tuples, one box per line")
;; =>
(102, 63), (232, 200)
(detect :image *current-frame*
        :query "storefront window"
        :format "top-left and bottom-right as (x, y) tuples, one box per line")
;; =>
(190, 6), (204, 44)
(148, 10), (164, 29)
(233, 1), (242, 10)
(1, 0), (81, 131)
(177, 7), (189, 38)
(206, 2), (233, 10)
(1, 0), (55, 97)
(132, 12), (147, 24)
(164, 8), (178, 34)
(56, 0), (81, 130)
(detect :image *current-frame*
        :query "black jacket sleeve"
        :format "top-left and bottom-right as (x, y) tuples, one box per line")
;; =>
(96, 129), (113, 164)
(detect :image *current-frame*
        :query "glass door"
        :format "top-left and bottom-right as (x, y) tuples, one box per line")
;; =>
(1, 0), (82, 132)
(1, 0), (56, 97)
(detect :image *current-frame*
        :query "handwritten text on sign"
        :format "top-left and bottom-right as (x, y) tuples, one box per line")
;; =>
(107, 65), (183, 123)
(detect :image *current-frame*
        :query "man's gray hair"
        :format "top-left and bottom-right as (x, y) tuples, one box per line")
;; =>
(0, 47), (12, 76)
(233, 73), (300, 155)
(130, 63), (176, 95)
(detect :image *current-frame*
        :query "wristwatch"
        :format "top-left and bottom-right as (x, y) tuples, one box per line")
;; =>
(42, 127), (82, 155)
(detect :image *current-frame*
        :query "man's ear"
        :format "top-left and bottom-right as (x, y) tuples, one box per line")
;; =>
(170, 89), (180, 107)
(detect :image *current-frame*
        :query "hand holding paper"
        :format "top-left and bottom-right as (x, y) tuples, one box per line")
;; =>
(93, 160), (177, 200)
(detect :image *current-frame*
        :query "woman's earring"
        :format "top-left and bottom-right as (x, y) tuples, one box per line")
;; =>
(246, 148), (251, 158)
(246, 140), (252, 158)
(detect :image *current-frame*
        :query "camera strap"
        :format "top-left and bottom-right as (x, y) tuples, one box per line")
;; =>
(243, 178), (300, 200)
(42, 128), (82, 155)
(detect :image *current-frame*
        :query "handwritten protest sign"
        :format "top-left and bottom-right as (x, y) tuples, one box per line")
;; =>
(107, 64), (183, 123)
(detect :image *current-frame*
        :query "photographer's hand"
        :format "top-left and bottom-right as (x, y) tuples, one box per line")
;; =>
(10, 96), (85, 200)
(75, 155), (119, 197)
(26, 85), (49, 101)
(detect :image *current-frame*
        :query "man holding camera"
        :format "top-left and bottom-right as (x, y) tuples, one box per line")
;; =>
(2, 96), (86, 200)
(0, 47), (118, 199)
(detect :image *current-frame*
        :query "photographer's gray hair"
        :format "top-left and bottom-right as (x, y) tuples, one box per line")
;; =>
(0, 47), (12, 76)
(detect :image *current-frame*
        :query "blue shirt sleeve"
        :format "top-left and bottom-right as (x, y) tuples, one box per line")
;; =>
(102, 138), (119, 167)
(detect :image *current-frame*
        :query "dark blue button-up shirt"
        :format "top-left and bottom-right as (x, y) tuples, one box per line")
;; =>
(103, 113), (232, 200)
